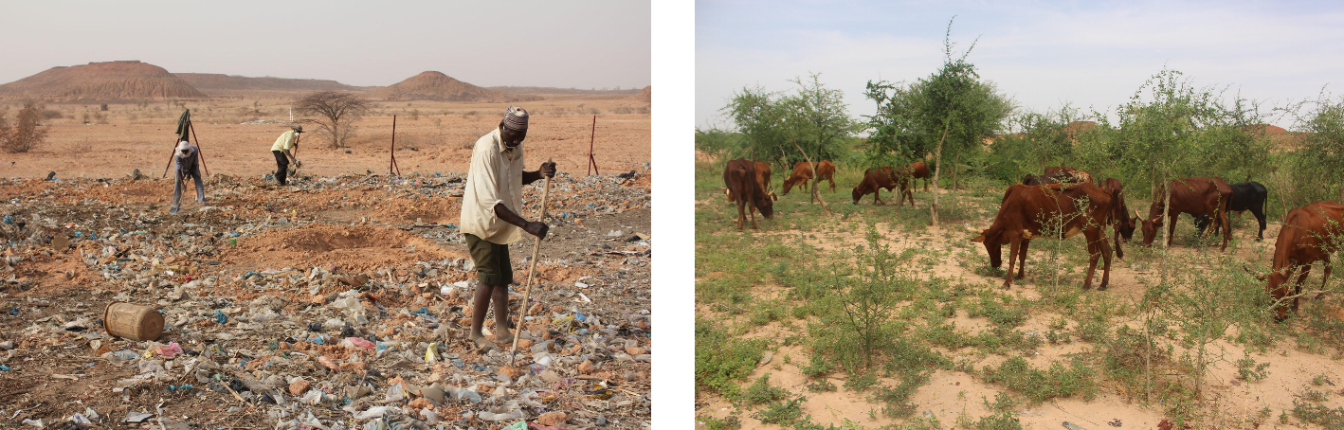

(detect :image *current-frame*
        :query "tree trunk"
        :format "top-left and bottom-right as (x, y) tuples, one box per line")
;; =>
(791, 137), (831, 216)
(930, 124), (951, 227)
(1338, 183), (1343, 203)
(1160, 175), (1172, 284)
(953, 153), (960, 191)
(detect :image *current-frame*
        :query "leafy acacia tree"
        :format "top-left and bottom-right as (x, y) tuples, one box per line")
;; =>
(721, 76), (856, 172)
(295, 91), (372, 148)
(865, 18), (1012, 226)
(1290, 91), (1344, 202)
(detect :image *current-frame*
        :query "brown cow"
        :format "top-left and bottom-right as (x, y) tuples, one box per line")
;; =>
(900, 161), (932, 192)
(1134, 177), (1232, 251)
(973, 183), (1115, 290)
(724, 161), (778, 202)
(1099, 177), (1135, 259)
(1023, 166), (1093, 186)
(782, 160), (836, 195)
(1252, 201), (1344, 321)
(723, 159), (775, 230)
(852, 166), (900, 205)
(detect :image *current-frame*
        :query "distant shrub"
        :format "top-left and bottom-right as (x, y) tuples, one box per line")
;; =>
(1, 101), (49, 153)
(41, 109), (63, 120)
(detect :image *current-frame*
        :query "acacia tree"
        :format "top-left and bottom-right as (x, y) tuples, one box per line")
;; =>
(720, 86), (789, 166)
(721, 77), (855, 173)
(866, 18), (1012, 226)
(295, 91), (372, 148)
(1290, 91), (1344, 202)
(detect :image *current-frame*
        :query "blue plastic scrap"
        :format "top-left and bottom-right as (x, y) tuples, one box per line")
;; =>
(214, 310), (228, 324)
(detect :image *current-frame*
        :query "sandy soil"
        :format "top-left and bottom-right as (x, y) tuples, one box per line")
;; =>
(696, 193), (1344, 430)
(0, 95), (649, 180)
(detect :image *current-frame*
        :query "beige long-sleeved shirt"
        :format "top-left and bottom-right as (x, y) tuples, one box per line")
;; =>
(460, 128), (526, 244)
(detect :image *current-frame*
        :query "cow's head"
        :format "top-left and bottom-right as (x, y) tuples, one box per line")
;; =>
(972, 229), (1002, 269)
(754, 192), (775, 218)
(780, 179), (796, 196)
(1246, 265), (1293, 321)
(1135, 209), (1163, 246)
(724, 188), (735, 202)
(852, 186), (863, 204)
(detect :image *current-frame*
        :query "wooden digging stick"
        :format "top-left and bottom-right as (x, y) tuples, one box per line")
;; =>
(508, 159), (554, 366)
(188, 122), (210, 176)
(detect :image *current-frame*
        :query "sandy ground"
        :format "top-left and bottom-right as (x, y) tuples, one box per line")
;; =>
(0, 95), (649, 179)
(695, 181), (1344, 430)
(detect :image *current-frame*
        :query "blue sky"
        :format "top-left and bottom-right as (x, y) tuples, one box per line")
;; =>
(697, 0), (1344, 130)
(0, 1), (650, 89)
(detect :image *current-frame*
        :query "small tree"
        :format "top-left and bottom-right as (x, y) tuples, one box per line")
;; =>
(1, 101), (48, 153)
(295, 91), (372, 148)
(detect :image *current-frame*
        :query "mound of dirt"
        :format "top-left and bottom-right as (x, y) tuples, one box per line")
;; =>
(1240, 123), (1289, 135)
(225, 224), (457, 271)
(176, 73), (361, 92)
(637, 85), (651, 104)
(378, 71), (538, 102)
(0, 60), (206, 101)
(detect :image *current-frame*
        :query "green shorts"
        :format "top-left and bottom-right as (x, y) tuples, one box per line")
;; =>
(465, 233), (513, 286)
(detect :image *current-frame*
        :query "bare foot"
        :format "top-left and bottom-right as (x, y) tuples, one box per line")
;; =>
(494, 330), (515, 345)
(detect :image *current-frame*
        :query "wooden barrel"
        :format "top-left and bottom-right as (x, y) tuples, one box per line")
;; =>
(103, 302), (163, 341)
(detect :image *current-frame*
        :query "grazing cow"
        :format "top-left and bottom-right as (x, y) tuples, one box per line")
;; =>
(1134, 177), (1233, 251)
(1251, 201), (1344, 321)
(781, 160), (837, 195)
(900, 161), (932, 192)
(724, 161), (778, 203)
(852, 166), (901, 205)
(723, 159), (775, 230)
(1194, 181), (1268, 241)
(1023, 166), (1093, 186)
(1099, 178), (1135, 259)
(973, 183), (1116, 290)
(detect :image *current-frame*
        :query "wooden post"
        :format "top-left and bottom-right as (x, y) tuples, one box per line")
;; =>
(790, 137), (831, 216)
(188, 122), (209, 176)
(586, 115), (600, 176)
(389, 115), (401, 176)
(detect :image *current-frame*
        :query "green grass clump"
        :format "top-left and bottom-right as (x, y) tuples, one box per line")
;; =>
(696, 319), (767, 397)
(981, 356), (1098, 403)
(739, 374), (790, 405)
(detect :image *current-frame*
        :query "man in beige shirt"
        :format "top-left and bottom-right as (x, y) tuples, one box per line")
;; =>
(460, 106), (556, 346)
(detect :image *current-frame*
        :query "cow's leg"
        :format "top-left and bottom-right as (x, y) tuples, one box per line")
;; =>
(1113, 226), (1125, 260)
(736, 200), (747, 230)
(873, 189), (883, 205)
(1016, 239), (1030, 280)
(1004, 238), (1021, 289)
(1293, 264), (1312, 315)
(1166, 215), (1179, 247)
(829, 177), (836, 192)
(1219, 209), (1231, 252)
(1252, 207), (1267, 241)
(1082, 233), (1100, 290)
(1097, 230), (1112, 290)
(748, 199), (759, 230)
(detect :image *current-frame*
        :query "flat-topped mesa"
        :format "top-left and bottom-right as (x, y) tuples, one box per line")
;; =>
(0, 60), (207, 101)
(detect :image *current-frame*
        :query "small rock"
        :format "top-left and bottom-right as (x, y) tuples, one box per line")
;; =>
(758, 351), (773, 367)
(579, 359), (596, 374)
(498, 366), (524, 379)
(289, 379), (311, 396)
(537, 411), (568, 426)
(407, 397), (433, 410)
(625, 346), (648, 355)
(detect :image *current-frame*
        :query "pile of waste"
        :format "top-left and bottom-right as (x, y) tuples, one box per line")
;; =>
(0, 170), (652, 429)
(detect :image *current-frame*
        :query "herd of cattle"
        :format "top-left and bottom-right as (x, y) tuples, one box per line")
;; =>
(721, 159), (1344, 321)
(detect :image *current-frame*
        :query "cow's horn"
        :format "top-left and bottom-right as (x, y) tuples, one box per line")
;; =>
(1133, 209), (1143, 221)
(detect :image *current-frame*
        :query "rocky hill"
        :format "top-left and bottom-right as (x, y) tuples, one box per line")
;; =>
(0, 61), (206, 101)
(379, 71), (538, 102)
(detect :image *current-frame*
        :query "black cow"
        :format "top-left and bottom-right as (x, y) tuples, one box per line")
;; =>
(1195, 181), (1268, 241)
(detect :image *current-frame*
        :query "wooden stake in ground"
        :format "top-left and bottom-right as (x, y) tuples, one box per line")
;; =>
(188, 122), (210, 176)
(586, 115), (600, 176)
(509, 159), (554, 365)
(389, 115), (402, 176)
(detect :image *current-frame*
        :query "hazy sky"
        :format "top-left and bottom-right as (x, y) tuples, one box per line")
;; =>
(698, 0), (1344, 130)
(0, 0), (650, 89)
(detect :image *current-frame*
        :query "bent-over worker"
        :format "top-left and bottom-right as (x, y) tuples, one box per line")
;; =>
(171, 140), (205, 214)
(460, 106), (556, 346)
(271, 125), (302, 185)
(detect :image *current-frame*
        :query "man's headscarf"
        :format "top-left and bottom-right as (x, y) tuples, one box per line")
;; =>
(503, 106), (529, 132)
